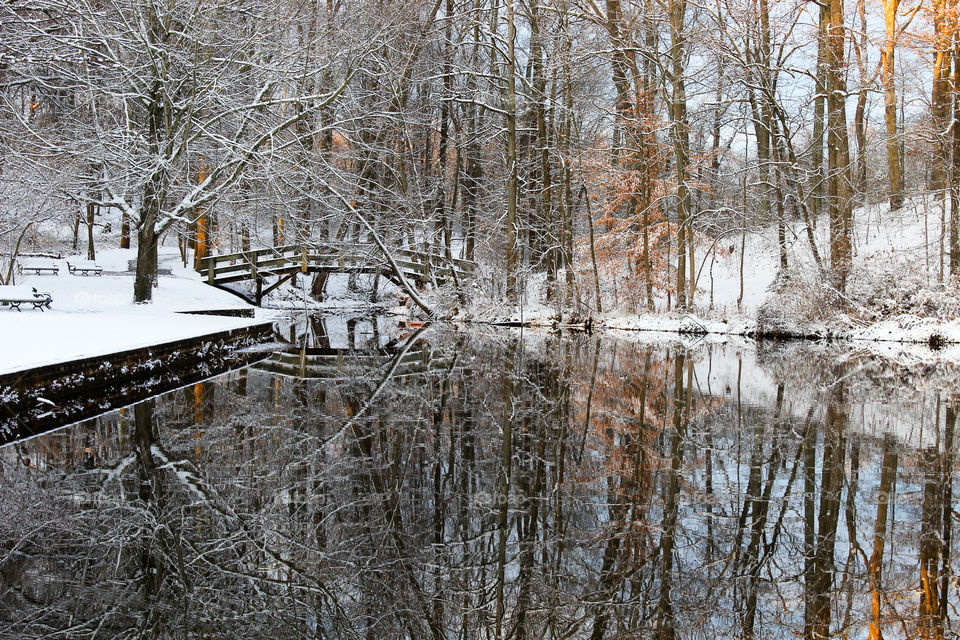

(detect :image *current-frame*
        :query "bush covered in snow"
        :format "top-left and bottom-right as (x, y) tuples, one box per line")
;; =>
(845, 253), (960, 321)
(756, 271), (846, 337)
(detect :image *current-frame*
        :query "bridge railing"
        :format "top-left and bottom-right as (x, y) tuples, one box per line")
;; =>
(199, 243), (474, 286)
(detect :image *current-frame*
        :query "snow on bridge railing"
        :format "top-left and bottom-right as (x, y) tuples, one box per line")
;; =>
(198, 243), (474, 287)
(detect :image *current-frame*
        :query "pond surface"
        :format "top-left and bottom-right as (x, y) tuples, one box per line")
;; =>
(1, 317), (959, 639)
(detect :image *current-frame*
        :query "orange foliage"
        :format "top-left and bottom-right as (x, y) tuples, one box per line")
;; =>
(578, 114), (675, 310)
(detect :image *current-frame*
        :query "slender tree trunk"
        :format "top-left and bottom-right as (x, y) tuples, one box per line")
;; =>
(529, 3), (555, 294)
(86, 202), (96, 261)
(811, 8), (828, 222)
(853, 0), (871, 199)
(880, 0), (904, 211)
(120, 212), (131, 249)
(951, 30), (960, 276)
(193, 161), (211, 270)
(133, 82), (165, 303)
(930, 0), (954, 280)
(134, 211), (159, 303)
(825, 0), (854, 290)
(505, 0), (519, 303)
(669, 0), (691, 309)
(435, 0), (454, 261)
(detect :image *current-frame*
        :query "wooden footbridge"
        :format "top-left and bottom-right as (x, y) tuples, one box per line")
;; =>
(199, 243), (474, 305)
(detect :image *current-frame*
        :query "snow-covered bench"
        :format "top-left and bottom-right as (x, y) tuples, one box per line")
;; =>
(18, 260), (59, 276)
(0, 286), (53, 311)
(67, 260), (103, 276)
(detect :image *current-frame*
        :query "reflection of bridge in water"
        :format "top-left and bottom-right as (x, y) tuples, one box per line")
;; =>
(254, 315), (449, 380)
(252, 346), (447, 380)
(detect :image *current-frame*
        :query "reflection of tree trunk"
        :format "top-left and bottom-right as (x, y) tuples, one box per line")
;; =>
(590, 434), (628, 640)
(918, 398), (954, 639)
(431, 364), (451, 636)
(741, 384), (783, 638)
(919, 441), (944, 639)
(803, 402), (817, 637)
(516, 373), (546, 640)
(134, 399), (165, 635)
(939, 403), (954, 632)
(495, 340), (515, 640)
(656, 351), (686, 640)
(868, 435), (898, 640)
(807, 385), (847, 640)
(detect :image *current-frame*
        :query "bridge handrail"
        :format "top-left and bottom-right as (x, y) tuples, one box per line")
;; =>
(200, 244), (473, 271)
(198, 243), (474, 291)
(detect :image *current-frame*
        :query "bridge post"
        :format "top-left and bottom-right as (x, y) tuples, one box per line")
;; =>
(206, 256), (215, 284)
(247, 251), (258, 283)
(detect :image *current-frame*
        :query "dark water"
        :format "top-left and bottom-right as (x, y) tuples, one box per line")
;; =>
(1, 318), (959, 639)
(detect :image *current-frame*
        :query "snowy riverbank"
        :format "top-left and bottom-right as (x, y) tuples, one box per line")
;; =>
(458, 195), (960, 356)
(0, 248), (270, 375)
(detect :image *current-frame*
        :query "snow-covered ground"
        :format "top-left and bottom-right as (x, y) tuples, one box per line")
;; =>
(0, 247), (268, 375)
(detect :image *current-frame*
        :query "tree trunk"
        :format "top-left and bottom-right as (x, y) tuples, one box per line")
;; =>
(86, 202), (96, 261)
(930, 0), (954, 281)
(880, 0), (904, 211)
(825, 0), (854, 290)
(951, 30), (960, 276)
(669, 0), (691, 309)
(120, 211), (131, 249)
(811, 7), (828, 222)
(853, 0), (871, 199)
(505, 0), (519, 303)
(134, 219), (159, 303)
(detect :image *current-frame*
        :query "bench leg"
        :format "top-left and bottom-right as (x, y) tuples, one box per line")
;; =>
(9, 302), (21, 312)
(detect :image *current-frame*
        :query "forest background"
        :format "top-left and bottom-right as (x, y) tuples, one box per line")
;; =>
(0, 0), (957, 327)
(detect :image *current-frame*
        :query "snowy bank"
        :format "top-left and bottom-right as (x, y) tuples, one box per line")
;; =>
(0, 248), (267, 375)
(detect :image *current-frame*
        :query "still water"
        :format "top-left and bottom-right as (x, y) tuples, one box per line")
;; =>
(1, 316), (958, 639)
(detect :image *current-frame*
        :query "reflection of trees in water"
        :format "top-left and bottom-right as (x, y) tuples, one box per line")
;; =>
(0, 333), (958, 638)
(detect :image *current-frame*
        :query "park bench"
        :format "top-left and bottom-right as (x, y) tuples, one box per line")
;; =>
(67, 260), (103, 276)
(18, 261), (59, 276)
(0, 286), (53, 311)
